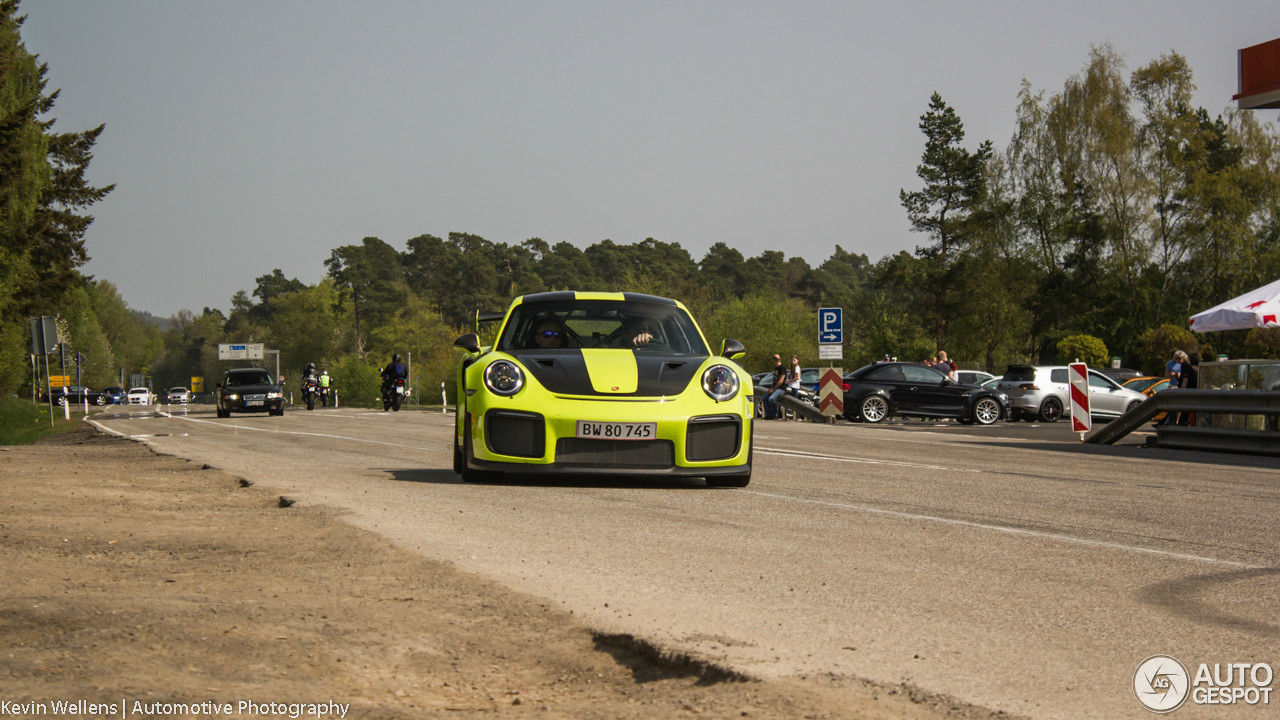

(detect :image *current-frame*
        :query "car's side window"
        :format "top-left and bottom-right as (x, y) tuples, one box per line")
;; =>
(1050, 369), (1068, 384)
(869, 365), (906, 382)
(903, 366), (944, 384)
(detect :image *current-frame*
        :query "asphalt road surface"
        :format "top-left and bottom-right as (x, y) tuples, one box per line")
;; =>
(90, 405), (1280, 720)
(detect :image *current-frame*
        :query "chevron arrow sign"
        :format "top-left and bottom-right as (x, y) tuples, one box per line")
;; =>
(819, 367), (844, 416)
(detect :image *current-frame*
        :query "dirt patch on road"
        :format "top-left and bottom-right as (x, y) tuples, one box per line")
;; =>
(0, 426), (1009, 719)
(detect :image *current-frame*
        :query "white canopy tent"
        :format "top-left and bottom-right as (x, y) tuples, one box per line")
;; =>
(1188, 278), (1280, 333)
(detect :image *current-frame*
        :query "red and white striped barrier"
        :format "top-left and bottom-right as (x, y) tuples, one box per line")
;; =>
(1068, 362), (1091, 435)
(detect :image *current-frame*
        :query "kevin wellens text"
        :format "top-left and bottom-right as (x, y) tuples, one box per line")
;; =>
(1, 699), (350, 718)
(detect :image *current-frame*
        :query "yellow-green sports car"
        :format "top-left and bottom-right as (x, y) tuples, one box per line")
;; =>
(452, 291), (754, 486)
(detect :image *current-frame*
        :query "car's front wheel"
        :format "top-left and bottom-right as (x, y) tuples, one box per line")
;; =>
(971, 397), (1002, 425)
(1038, 396), (1063, 422)
(859, 395), (889, 423)
(95, 395), (106, 406)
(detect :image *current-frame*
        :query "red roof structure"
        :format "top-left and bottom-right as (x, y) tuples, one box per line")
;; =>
(1236, 37), (1280, 109)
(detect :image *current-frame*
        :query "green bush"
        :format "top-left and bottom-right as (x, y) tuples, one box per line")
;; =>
(329, 356), (383, 408)
(1056, 335), (1109, 368)
(1139, 324), (1199, 373)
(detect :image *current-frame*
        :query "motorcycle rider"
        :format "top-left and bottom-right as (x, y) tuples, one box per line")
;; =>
(318, 369), (331, 406)
(301, 362), (319, 386)
(381, 353), (408, 391)
(300, 363), (320, 405)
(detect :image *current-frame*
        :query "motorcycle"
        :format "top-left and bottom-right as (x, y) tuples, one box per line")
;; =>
(382, 377), (405, 412)
(302, 377), (319, 410)
(318, 385), (330, 407)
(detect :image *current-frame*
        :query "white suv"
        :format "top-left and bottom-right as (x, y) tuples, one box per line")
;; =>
(998, 365), (1148, 422)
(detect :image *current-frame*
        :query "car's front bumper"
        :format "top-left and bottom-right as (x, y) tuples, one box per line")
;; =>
(220, 396), (283, 413)
(463, 395), (752, 476)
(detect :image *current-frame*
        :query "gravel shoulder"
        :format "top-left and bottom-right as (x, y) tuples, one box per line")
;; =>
(0, 425), (1008, 719)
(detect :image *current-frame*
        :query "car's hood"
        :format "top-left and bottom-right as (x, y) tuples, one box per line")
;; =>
(222, 384), (279, 394)
(510, 349), (708, 396)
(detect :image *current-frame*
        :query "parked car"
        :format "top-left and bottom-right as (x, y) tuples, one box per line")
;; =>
(956, 370), (996, 386)
(998, 365), (1148, 422)
(126, 387), (154, 405)
(452, 291), (753, 486)
(841, 361), (1009, 425)
(216, 368), (284, 418)
(1121, 376), (1171, 394)
(43, 385), (107, 406)
(166, 386), (192, 404)
(100, 386), (126, 404)
(1122, 376), (1174, 422)
(1096, 367), (1144, 383)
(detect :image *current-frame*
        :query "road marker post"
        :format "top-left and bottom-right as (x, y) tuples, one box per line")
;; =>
(1068, 362), (1091, 440)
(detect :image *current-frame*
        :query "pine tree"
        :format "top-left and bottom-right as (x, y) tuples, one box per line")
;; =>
(900, 92), (992, 350)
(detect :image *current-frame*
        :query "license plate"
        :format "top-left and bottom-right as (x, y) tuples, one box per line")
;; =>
(246, 400), (263, 406)
(575, 421), (656, 440)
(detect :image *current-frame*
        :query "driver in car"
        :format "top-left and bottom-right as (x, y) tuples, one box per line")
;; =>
(531, 318), (567, 349)
(620, 315), (657, 348)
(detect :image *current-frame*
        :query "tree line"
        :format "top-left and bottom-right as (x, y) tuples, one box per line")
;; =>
(4, 0), (1279, 405)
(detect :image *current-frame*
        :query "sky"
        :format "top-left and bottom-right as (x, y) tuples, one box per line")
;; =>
(20, 0), (1280, 317)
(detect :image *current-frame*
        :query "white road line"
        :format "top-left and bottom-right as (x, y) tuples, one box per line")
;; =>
(153, 413), (439, 451)
(757, 447), (979, 472)
(744, 489), (1262, 569)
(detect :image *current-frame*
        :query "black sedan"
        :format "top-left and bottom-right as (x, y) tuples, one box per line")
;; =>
(215, 368), (284, 418)
(842, 361), (1009, 425)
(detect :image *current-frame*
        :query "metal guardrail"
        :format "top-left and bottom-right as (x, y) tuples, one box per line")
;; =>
(752, 384), (832, 423)
(1085, 389), (1280, 455)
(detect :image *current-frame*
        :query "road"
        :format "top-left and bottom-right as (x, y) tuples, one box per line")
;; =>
(89, 404), (1280, 720)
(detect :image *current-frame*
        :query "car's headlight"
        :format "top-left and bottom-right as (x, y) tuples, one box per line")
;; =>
(701, 364), (739, 402)
(225, 393), (238, 401)
(484, 360), (525, 396)
(267, 392), (282, 399)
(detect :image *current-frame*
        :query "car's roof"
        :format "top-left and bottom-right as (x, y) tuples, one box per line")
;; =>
(514, 290), (680, 307)
(128, 387), (148, 392)
(226, 368), (270, 375)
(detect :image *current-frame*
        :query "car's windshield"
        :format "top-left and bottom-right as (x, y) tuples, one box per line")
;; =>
(496, 299), (709, 355)
(227, 372), (271, 387)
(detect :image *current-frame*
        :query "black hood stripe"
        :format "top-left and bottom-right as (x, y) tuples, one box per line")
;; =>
(513, 350), (704, 396)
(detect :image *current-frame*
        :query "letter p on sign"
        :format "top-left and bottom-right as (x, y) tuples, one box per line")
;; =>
(1068, 363), (1091, 434)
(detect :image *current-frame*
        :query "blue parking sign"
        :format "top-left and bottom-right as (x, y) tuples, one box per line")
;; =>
(819, 308), (842, 344)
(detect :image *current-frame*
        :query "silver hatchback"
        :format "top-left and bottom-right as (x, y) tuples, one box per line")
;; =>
(998, 365), (1148, 422)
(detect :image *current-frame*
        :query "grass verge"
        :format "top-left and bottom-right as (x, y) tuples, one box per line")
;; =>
(0, 396), (84, 445)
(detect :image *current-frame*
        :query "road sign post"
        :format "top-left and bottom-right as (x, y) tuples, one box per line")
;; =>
(1068, 362), (1091, 438)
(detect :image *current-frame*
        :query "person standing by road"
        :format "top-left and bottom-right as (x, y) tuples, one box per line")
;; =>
(763, 354), (787, 419)
(1177, 353), (1200, 426)
(936, 351), (958, 380)
(786, 355), (802, 399)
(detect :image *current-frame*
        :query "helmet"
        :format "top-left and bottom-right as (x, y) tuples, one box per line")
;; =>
(321, 370), (328, 375)
(307, 362), (315, 370)
(393, 353), (401, 363)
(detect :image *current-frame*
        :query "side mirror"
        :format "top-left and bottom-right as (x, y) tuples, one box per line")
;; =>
(720, 338), (746, 360)
(454, 333), (482, 354)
